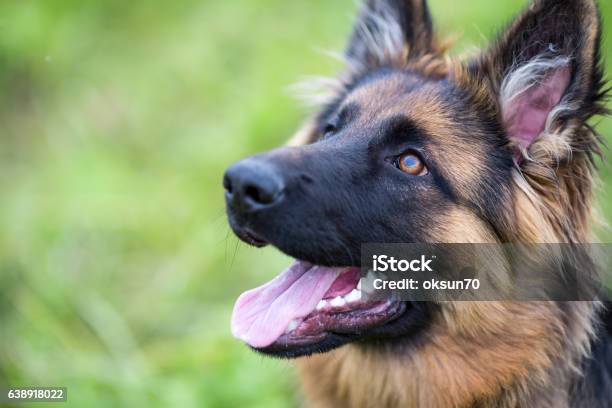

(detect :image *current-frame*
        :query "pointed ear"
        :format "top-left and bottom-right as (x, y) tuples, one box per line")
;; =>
(475, 0), (606, 159)
(345, 0), (436, 69)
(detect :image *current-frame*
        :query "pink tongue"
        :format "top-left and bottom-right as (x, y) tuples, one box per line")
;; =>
(231, 260), (344, 348)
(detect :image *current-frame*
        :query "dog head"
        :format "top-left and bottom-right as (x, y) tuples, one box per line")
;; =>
(224, 0), (607, 372)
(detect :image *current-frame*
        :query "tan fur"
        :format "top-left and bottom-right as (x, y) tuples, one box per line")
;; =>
(298, 300), (594, 408)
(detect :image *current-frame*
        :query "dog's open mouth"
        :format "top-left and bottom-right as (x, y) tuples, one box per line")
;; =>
(231, 260), (416, 357)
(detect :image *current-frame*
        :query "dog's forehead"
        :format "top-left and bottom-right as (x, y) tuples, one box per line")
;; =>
(343, 71), (450, 129)
(346, 71), (421, 106)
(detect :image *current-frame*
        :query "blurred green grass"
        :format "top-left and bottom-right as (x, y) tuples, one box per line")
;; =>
(0, 1), (610, 407)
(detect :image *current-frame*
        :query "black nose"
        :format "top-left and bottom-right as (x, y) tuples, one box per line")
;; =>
(223, 158), (285, 212)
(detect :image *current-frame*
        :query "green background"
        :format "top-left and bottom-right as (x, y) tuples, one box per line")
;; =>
(1, 1), (610, 407)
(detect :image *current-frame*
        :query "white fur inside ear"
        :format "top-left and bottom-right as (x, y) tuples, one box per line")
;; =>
(500, 55), (572, 154)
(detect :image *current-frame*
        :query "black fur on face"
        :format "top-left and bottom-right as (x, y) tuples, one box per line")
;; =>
(225, 68), (515, 266)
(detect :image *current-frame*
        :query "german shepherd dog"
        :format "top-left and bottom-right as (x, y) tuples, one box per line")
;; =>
(223, 0), (612, 406)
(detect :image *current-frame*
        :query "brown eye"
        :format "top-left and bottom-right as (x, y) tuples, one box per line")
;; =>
(398, 151), (428, 175)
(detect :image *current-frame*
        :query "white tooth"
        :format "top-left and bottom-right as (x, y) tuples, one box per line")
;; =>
(316, 300), (327, 310)
(285, 319), (299, 333)
(330, 296), (346, 308)
(362, 271), (377, 294)
(344, 289), (361, 303)
(357, 280), (362, 291)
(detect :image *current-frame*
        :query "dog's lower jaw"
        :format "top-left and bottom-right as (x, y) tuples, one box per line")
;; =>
(295, 301), (600, 408)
